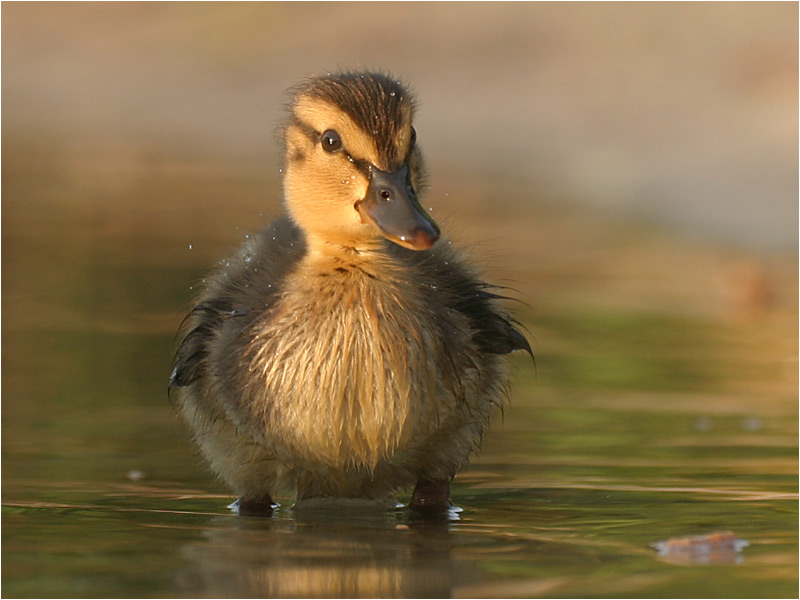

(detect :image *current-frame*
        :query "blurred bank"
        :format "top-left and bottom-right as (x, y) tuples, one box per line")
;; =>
(3, 2), (797, 249)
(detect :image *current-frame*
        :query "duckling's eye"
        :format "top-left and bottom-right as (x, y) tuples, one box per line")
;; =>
(410, 127), (417, 146)
(321, 130), (342, 153)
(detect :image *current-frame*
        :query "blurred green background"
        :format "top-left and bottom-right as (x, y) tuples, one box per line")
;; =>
(2, 3), (797, 598)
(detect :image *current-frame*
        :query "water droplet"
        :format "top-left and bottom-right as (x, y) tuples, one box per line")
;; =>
(188, 244), (193, 250)
(389, 91), (396, 97)
(400, 236), (406, 241)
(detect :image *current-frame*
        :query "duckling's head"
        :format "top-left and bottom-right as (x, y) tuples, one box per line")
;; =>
(282, 72), (440, 252)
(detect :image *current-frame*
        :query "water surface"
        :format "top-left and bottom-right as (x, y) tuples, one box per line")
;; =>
(3, 142), (797, 598)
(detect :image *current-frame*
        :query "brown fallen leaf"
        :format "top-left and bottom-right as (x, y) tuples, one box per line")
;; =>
(651, 531), (750, 565)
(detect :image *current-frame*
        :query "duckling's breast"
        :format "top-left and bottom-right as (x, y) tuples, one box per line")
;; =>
(226, 256), (470, 471)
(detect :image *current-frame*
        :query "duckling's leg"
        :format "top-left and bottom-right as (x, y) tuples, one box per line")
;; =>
(408, 479), (453, 514)
(230, 494), (278, 516)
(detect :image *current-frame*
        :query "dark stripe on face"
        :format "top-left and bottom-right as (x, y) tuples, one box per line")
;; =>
(292, 117), (318, 144)
(293, 116), (373, 178)
(347, 156), (372, 178)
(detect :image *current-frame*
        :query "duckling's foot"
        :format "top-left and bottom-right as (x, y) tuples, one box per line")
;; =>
(408, 479), (454, 515)
(229, 495), (278, 516)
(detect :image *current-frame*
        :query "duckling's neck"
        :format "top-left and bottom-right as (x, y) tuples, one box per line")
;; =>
(303, 235), (388, 271)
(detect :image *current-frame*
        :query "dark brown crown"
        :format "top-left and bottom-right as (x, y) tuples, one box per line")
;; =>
(291, 71), (415, 168)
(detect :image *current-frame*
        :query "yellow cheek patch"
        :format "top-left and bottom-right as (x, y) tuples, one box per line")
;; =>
(294, 97), (382, 168)
(285, 123), (371, 204)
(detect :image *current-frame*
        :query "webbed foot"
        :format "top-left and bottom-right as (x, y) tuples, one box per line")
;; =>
(408, 479), (456, 515)
(229, 495), (278, 516)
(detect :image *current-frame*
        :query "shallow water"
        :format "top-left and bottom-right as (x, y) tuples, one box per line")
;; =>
(2, 143), (797, 598)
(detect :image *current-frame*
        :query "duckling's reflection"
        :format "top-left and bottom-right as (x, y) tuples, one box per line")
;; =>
(178, 506), (477, 598)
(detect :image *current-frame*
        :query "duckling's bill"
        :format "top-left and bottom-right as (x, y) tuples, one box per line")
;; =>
(356, 164), (440, 251)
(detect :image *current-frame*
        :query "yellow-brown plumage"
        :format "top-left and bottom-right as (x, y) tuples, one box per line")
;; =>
(170, 71), (530, 514)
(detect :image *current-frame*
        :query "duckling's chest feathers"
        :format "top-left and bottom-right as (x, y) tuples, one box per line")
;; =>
(231, 253), (471, 470)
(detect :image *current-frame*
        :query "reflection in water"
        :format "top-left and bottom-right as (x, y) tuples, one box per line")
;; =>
(178, 508), (473, 598)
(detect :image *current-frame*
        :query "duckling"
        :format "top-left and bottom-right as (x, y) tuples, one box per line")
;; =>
(170, 71), (530, 515)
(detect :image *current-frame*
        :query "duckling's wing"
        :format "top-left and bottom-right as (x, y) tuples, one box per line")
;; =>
(170, 217), (306, 389)
(447, 279), (532, 357)
(389, 241), (532, 358)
